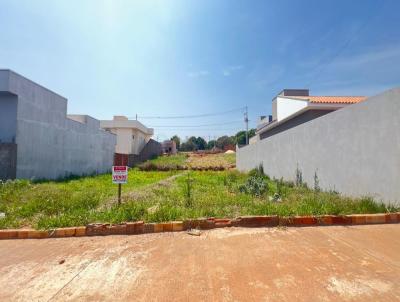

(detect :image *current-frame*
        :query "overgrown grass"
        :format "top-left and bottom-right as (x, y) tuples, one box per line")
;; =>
(139, 171), (396, 220)
(146, 153), (189, 166)
(0, 169), (397, 230)
(223, 153), (236, 165)
(0, 170), (176, 229)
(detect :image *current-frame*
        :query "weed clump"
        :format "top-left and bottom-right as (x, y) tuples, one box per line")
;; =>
(248, 163), (267, 178)
(183, 173), (194, 207)
(295, 164), (303, 187)
(239, 174), (268, 197)
(313, 171), (321, 192)
(138, 162), (187, 171)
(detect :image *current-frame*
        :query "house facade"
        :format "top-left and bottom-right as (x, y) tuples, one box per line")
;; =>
(161, 140), (177, 155)
(100, 116), (162, 166)
(255, 89), (366, 140)
(100, 116), (154, 155)
(0, 70), (116, 180)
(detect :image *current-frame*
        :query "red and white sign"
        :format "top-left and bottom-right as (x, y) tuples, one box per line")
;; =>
(112, 166), (128, 184)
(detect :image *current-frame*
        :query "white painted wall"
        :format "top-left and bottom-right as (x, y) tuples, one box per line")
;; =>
(100, 117), (153, 155)
(132, 129), (150, 155)
(114, 128), (132, 154)
(272, 97), (308, 121)
(249, 135), (259, 144)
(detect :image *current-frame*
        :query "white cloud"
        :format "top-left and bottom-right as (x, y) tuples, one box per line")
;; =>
(230, 65), (244, 70)
(247, 64), (285, 90)
(222, 65), (244, 76)
(187, 70), (209, 78)
(331, 44), (400, 70)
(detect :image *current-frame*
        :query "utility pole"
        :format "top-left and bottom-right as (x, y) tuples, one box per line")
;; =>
(135, 114), (137, 120)
(244, 106), (249, 145)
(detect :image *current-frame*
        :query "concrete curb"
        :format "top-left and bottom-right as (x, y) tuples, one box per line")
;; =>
(0, 213), (399, 240)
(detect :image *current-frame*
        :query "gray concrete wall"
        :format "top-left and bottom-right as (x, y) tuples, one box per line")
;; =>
(129, 139), (162, 166)
(0, 93), (17, 143)
(237, 88), (400, 204)
(0, 70), (116, 179)
(259, 109), (334, 140)
(0, 143), (17, 180)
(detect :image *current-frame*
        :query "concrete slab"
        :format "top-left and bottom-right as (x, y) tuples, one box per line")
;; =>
(0, 224), (399, 301)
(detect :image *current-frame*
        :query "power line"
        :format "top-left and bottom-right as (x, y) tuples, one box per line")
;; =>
(131, 106), (246, 119)
(157, 127), (243, 131)
(153, 127), (244, 131)
(149, 120), (244, 128)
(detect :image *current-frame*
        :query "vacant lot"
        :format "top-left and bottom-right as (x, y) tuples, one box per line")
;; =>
(138, 152), (235, 170)
(0, 171), (177, 229)
(0, 160), (397, 229)
(187, 152), (235, 168)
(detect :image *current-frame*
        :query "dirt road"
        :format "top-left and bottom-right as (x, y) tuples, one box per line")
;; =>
(1, 224), (399, 301)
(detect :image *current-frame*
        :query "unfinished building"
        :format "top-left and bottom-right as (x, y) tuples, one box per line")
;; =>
(0, 70), (116, 180)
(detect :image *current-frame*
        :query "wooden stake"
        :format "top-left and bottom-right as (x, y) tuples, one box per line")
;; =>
(118, 183), (122, 205)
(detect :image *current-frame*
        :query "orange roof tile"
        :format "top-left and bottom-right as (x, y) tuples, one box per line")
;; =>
(292, 96), (367, 104)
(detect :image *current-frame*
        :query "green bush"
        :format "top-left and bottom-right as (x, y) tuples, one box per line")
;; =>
(239, 175), (268, 197)
(248, 163), (264, 177)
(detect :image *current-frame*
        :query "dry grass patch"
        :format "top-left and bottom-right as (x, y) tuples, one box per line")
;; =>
(138, 152), (236, 171)
(187, 153), (235, 169)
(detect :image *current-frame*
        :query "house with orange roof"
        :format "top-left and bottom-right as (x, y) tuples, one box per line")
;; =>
(254, 89), (366, 141)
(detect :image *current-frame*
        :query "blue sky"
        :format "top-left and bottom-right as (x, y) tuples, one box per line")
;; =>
(1, 0), (399, 141)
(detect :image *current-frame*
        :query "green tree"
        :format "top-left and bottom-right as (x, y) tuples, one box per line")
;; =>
(234, 129), (256, 145)
(216, 135), (235, 149)
(184, 136), (198, 151)
(170, 135), (181, 150)
(195, 137), (207, 150)
(235, 131), (246, 145)
(207, 140), (217, 150)
(179, 142), (187, 151)
(249, 128), (256, 138)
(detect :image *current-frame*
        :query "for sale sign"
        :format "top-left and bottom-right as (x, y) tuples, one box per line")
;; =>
(112, 166), (128, 184)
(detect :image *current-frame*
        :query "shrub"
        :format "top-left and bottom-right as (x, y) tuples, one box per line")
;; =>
(249, 163), (265, 178)
(285, 180), (295, 188)
(138, 162), (158, 171)
(239, 175), (268, 197)
(277, 177), (283, 196)
(223, 171), (240, 192)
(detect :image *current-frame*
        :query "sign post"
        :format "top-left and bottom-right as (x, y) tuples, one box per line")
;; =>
(118, 183), (122, 204)
(112, 166), (128, 205)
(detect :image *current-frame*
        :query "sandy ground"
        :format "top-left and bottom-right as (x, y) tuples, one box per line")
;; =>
(0, 224), (399, 302)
